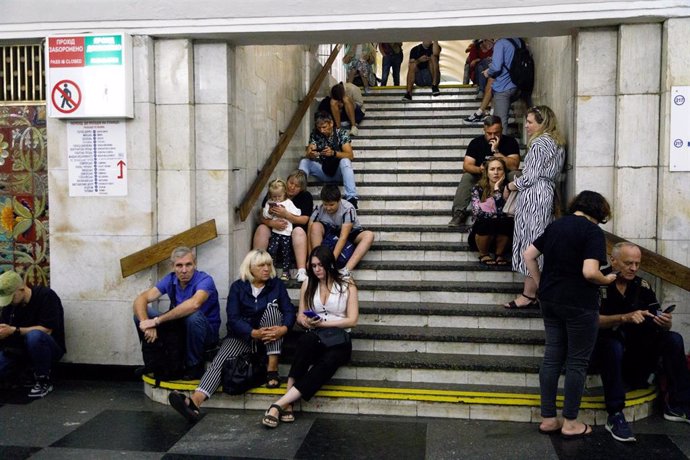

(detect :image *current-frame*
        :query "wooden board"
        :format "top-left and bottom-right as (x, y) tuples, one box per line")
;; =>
(604, 231), (690, 291)
(120, 219), (217, 278)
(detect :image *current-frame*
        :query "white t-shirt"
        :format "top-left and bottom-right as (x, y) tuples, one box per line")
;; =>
(263, 198), (301, 236)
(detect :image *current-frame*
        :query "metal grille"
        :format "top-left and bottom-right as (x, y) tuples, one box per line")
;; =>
(0, 43), (45, 102)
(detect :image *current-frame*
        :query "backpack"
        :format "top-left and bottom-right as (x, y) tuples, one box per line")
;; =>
(140, 279), (186, 384)
(504, 38), (534, 98)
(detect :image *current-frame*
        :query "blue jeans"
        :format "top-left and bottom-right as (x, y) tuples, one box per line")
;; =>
(474, 58), (492, 92)
(492, 86), (519, 129)
(0, 330), (64, 379)
(539, 301), (599, 420)
(381, 52), (403, 86)
(298, 157), (358, 200)
(134, 307), (218, 368)
(596, 330), (690, 414)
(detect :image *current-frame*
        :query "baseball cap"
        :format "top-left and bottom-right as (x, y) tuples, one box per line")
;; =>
(0, 270), (22, 307)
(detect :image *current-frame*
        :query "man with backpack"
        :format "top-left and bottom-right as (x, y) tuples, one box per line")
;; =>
(133, 246), (220, 380)
(465, 38), (534, 129)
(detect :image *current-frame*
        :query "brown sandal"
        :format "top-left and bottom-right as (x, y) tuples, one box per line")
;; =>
(479, 254), (496, 265)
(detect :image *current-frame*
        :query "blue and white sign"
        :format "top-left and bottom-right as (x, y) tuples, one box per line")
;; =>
(670, 86), (690, 171)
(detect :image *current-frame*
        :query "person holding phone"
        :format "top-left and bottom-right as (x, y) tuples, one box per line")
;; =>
(594, 242), (690, 442)
(261, 245), (358, 428)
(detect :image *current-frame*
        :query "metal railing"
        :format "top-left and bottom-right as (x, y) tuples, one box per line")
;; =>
(1, 43), (45, 102)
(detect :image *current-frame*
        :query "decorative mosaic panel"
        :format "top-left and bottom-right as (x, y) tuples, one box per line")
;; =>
(0, 105), (49, 286)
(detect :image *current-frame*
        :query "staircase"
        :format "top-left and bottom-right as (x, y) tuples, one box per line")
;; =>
(145, 85), (657, 425)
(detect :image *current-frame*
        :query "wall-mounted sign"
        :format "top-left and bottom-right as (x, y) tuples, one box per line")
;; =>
(67, 121), (127, 196)
(46, 33), (133, 119)
(670, 86), (690, 172)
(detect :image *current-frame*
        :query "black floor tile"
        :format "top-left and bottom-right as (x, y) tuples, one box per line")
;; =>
(552, 430), (688, 459)
(0, 446), (42, 460)
(295, 417), (426, 459)
(50, 409), (193, 452)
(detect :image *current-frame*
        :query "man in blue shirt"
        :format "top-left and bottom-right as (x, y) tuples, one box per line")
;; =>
(133, 246), (220, 378)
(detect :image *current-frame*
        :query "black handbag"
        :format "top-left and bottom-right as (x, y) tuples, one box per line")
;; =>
(314, 328), (350, 348)
(221, 343), (267, 395)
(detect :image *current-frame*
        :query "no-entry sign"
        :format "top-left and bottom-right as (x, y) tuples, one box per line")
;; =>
(46, 33), (133, 119)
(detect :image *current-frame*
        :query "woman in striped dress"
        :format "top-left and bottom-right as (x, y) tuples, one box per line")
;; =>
(504, 106), (566, 309)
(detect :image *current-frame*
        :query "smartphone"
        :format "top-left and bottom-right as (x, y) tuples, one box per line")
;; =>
(303, 310), (321, 320)
(662, 304), (676, 314)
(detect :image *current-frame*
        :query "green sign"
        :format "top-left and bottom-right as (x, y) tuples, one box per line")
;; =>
(85, 35), (122, 66)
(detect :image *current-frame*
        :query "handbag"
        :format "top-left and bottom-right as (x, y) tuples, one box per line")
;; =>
(314, 327), (351, 348)
(503, 190), (519, 217)
(221, 343), (267, 395)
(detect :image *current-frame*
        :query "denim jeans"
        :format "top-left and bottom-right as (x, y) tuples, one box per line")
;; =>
(134, 307), (218, 368)
(381, 52), (403, 86)
(298, 157), (358, 200)
(0, 330), (64, 379)
(596, 330), (690, 414)
(539, 301), (599, 420)
(474, 58), (492, 91)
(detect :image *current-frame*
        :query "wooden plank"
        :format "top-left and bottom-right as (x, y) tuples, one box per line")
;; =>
(604, 231), (690, 291)
(120, 219), (218, 278)
(237, 44), (343, 221)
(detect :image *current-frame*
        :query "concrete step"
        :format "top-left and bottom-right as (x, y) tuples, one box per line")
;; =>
(309, 183), (456, 197)
(366, 241), (471, 262)
(352, 170), (461, 183)
(355, 147), (465, 158)
(353, 157), (460, 171)
(357, 125), (484, 136)
(361, 116), (483, 127)
(354, 260), (518, 283)
(356, 198), (452, 212)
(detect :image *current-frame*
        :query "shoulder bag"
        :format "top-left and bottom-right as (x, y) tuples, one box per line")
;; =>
(314, 327), (351, 348)
(221, 342), (267, 395)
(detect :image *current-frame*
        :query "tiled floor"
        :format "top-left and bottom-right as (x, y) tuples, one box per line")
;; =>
(1, 380), (690, 459)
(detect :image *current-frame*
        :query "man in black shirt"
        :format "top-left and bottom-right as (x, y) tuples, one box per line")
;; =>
(597, 242), (690, 442)
(0, 270), (65, 398)
(402, 41), (441, 101)
(448, 115), (520, 228)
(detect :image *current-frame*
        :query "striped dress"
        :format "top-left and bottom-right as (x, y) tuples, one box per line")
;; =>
(511, 134), (566, 276)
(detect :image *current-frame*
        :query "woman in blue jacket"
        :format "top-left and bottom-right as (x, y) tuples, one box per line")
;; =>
(168, 249), (296, 422)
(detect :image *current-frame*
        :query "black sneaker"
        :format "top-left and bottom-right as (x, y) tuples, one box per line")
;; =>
(664, 405), (690, 424)
(347, 197), (358, 209)
(402, 92), (412, 102)
(464, 111), (486, 124)
(28, 377), (53, 398)
(432, 85), (441, 96)
(605, 412), (636, 442)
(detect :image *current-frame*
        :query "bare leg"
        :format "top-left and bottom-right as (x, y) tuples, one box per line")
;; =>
(329, 98), (342, 128)
(430, 55), (440, 86)
(494, 234), (510, 257)
(253, 224), (271, 250)
(480, 78), (494, 112)
(291, 227), (307, 270)
(475, 234), (492, 257)
(190, 390), (207, 409)
(267, 354), (279, 373)
(309, 222), (325, 253)
(345, 230), (374, 271)
(342, 96), (357, 128)
(266, 384), (303, 420)
(406, 62), (417, 94)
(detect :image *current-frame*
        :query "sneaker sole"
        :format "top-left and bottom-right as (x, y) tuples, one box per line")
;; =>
(605, 423), (636, 442)
(664, 413), (690, 424)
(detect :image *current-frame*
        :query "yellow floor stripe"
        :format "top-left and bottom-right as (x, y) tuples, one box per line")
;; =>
(143, 375), (656, 409)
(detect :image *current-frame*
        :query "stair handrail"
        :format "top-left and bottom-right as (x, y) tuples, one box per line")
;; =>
(237, 44), (342, 221)
(604, 231), (690, 291)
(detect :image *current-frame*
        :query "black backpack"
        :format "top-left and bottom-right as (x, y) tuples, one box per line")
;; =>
(504, 38), (534, 99)
(140, 281), (186, 384)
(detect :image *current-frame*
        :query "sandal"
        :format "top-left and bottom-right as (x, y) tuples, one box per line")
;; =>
(266, 371), (281, 389)
(478, 254), (496, 266)
(504, 293), (540, 309)
(280, 404), (295, 423)
(495, 256), (509, 266)
(168, 390), (201, 423)
(262, 403), (282, 428)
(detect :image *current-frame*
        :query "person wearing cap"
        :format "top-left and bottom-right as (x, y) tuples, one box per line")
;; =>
(133, 246), (220, 379)
(0, 270), (65, 398)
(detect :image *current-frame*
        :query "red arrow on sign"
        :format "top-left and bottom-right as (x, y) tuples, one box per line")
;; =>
(117, 160), (126, 179)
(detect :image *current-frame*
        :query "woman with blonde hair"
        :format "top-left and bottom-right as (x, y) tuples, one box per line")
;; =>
(504, 105), (566, 309)
(168, 249), (296, 422)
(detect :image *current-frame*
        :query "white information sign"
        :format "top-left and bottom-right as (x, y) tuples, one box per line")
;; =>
(670, 86), (690, 172)
(67, 121), (127, 196)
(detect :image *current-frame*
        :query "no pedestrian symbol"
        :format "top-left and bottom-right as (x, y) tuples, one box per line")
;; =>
(52, 80), (82, 114)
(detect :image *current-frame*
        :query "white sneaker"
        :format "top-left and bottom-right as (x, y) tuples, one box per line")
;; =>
(350, 125), (359, 136)
(338, 267), (352, 279)
(296, 268), (308, 282)
(28, 378), (53, 398)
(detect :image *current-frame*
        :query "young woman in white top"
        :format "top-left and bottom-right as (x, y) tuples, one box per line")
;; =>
(262, 245), (359, 428)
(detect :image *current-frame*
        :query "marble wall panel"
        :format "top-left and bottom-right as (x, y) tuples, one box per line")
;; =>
(132, 35), (155, 103)
(194, 43), (230, 105)
(615, 94), (659, 167)
(613, 167), (657, 240)
(195, 104), (231, 171)
(157, 169), (194, 235)
(127, 102), (156, 170)
(574, 95), (616, 167)
(156, 104), (194, 170)
(618, 24), (661, 95)
(576, 29), (618, 96)
(155, 39), (193, 104)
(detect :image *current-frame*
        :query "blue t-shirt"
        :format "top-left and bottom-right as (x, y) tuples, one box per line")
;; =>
(156, 270), (221, 334)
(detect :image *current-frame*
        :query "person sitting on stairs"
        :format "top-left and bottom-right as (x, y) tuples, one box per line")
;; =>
(402, 40), (442, 101)
(317, 82), (365, 137)
(448, 115), (520, 230)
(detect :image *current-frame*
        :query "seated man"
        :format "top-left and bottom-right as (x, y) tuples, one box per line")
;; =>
(299, 111), (359, 209)
(403, 40), (442, 101)
(133, 246), (220, 379)
(448, 115), (520, 229)
(318, 82), (365, 136)
(596, 242), (690, 443)
(308, 184), (374, 278)
(0, 270), (65, 398)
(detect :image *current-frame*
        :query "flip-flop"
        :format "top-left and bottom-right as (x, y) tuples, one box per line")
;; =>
(266, 371), (281, 389)
(538, 426), (562, 435)
(168, 391), (200, 423)
(479, 255), (496, 266)
(561, 424), (593, 440)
